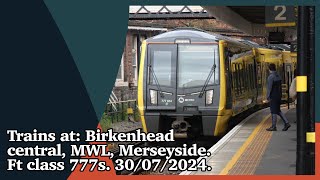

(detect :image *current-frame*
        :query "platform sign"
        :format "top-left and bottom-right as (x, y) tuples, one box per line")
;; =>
(265, 6), (296, 27)
(291, 43), (297, 52)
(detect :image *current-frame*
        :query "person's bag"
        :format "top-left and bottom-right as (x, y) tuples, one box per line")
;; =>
(289, 78), (297, 100)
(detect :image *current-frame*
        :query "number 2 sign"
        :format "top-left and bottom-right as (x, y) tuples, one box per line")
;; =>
(265, 6), (296, 27)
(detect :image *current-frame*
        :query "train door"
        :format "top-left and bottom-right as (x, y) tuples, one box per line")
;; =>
(146, 44), (177, 110)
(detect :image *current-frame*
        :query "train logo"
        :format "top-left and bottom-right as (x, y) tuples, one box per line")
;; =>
(178, 97), (185, 103)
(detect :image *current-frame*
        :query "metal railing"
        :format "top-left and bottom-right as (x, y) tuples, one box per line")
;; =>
(105, 100), (138, 123)
(109, 91), (119, 111)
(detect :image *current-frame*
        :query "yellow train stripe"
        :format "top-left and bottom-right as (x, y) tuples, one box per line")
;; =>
(306, 132), (315, 143)
(137, 41), (147, 132)
(296, 76), (307, 92)
(219, 114), (271, 175)
(214, 40), (226, 136)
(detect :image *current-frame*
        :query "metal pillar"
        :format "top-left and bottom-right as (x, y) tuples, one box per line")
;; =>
(296, 6), (315, 175)
(306, 6), (315, 175)
(296, 6), (308, 175)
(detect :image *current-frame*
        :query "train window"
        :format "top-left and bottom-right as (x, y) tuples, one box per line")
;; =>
(257, 62), (261, 87)
(246, 64), (250, 90)
(252, 64), (255, 88)
(249, 64), (253, 90)
(150, 50), (173, 87)
(178, 45), (219, 88)
(265, 62), (269, 84)
(237, 63), (242, 94)
(251, 64), (255, 89)
(238, 63), (243, 94)
(245, 64), (248, 91)
(242, 63), (246, 92)
(251, 64), (254, 89)
(242, 63), (245, 92)
(232, 63), (238, 95)
(244, 63), (248, 91)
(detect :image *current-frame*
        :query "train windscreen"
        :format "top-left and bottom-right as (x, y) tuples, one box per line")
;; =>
(178, 45), (219, 88)
(150, 50), (173, 87)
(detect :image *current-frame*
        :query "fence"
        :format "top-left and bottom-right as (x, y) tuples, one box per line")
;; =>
(105, 100), (139, 123)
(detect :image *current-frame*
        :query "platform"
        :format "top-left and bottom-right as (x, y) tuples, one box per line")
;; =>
(180, 106), (297, 175)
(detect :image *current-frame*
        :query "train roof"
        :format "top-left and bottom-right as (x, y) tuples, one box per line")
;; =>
(146, 28), (249, 46)
(238, 39), (265, 48)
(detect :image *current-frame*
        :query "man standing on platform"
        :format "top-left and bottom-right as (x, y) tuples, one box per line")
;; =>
(266, 63), (291, 131)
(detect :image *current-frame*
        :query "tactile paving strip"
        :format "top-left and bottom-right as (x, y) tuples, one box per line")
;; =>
(227, 117), (273, 175)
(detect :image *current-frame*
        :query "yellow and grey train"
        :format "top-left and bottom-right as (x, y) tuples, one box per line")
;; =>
(137, 28), (294, 138)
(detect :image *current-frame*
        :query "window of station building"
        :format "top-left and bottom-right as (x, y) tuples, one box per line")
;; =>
(132, 35), (147, 85)
(115, 54), (128, 87)
(116, 54), (124, 80)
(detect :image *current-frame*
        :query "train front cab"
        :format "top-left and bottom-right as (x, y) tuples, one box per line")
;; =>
(137, 30), (235, 138)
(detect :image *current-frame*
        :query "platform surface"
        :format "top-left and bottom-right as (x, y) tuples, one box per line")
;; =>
(180, 106), (297, 175)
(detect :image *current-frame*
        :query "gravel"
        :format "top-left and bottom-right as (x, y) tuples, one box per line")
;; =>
(110, 120), (142, 132)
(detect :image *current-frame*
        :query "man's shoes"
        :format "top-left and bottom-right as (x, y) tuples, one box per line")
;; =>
(282, 123), (291, 131)
(266, 127), (277, 131)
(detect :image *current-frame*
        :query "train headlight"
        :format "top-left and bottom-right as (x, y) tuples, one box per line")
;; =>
(206, 90), (214, 105)
(150, 90), (158, 105)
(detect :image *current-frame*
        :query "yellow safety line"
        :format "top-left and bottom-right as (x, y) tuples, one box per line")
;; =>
(219, 114), (271, 175)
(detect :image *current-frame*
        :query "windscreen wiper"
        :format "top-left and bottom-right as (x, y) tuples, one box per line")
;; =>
(199, 50), (216, 98)
(149, 65), (164, 97)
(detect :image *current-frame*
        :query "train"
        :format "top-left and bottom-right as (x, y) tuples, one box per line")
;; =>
(137, 28), (295, 138)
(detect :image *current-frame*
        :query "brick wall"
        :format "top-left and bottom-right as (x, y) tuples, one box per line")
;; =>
(113, 29), (163, 101)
